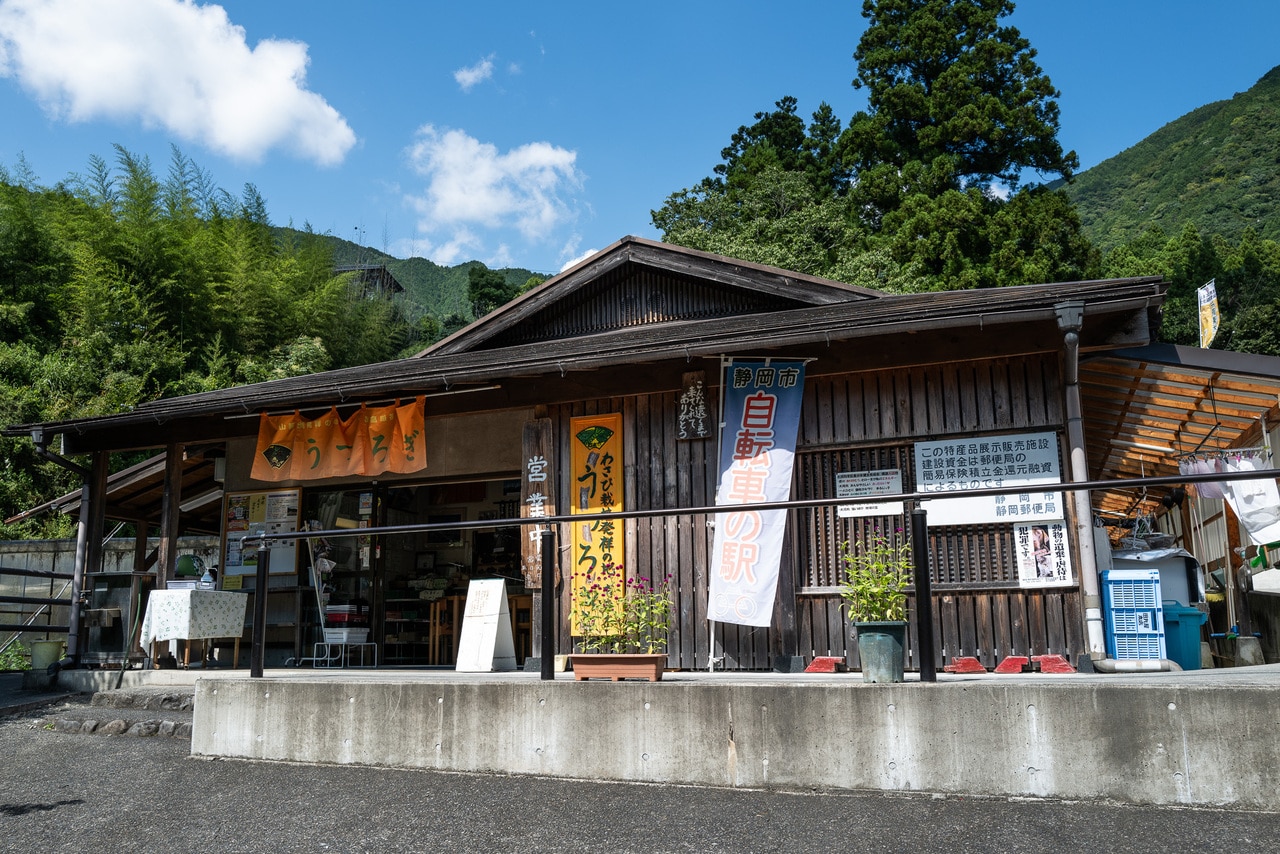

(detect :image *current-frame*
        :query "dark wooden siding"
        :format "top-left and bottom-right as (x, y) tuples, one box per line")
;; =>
(485, 264), (808, 349)
(551, 352), (1083, 671)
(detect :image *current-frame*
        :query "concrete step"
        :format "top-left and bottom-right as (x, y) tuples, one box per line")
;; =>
(90, 685), (196, 712)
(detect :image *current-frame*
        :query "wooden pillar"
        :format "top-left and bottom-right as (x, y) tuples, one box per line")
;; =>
(155, 444), (184, 590)
(68, 451), (109, 661)
(521, 416), (555, 669)
(129, 522), (149, 656)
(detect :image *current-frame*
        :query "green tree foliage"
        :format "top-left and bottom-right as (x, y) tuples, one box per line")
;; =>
(844, 0), (1076, 197)
(467, 263), (522, 318)
(1102, 223), (1280, 355)
(1065, 66), (1280, 252)
(652, 0), (1097, 291)
(0, 146), (423, 536)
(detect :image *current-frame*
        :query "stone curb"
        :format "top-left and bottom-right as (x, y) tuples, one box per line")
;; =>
(37, 715), (192, 739)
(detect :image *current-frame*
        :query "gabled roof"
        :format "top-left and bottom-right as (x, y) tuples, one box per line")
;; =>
(420, 236), (879, 357)
(334, 264), (404, 297)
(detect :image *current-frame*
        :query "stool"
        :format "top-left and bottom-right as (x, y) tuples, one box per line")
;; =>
(313, 641), (377, 668)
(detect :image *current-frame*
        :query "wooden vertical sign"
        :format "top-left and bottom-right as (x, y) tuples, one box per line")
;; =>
(677, 370), (713, 440)
(521, 417), (555, 587)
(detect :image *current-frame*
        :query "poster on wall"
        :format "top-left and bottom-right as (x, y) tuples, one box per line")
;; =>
(677, 370), (713, 440)
(709, 358), (807, 627)
(222, 488), (301, 576)
(914, 431), (1063, 527)
(569, 413), (625, 635)
(1014, 521), (1074, 587)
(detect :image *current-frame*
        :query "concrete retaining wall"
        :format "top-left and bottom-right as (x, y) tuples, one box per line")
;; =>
(192, 677), (1280, 809)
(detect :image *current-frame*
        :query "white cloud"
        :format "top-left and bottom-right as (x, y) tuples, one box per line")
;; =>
(0, 0), (355, 165)
(986, 181), (1012, 201)
(559, 247), (597, 272)
(453, 54), (494, 92)
(404, 124), (584, 263)
(415, 228), (482, 267)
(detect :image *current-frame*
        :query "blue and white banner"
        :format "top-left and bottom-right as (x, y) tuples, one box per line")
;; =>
(709, 358), (806, 627)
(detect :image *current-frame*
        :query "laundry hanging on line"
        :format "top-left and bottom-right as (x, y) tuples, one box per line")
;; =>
(1179, 450), (1280, 545)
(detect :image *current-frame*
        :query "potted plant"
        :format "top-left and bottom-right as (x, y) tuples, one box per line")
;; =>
(570, 563), (673, 681)
(839, 530), (911, 683)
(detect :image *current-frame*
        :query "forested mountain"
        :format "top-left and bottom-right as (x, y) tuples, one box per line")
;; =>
(285, 228), (537, 321)
(1072, 66), (1280, 356)
(1064, 65), (1280, 252)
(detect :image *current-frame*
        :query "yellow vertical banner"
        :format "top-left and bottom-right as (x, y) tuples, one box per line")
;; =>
(569, 413), (625, 635)
(1198, 279), (1219, 349)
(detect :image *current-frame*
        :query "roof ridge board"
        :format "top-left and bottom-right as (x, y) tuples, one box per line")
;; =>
(423, 242), (872, 358)
(623, 240), (880, 302)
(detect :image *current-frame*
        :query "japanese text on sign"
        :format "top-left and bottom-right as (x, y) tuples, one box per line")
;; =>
(914, 431), (1063, 527)
(1014, 521), (1073, 587)
(836, 469), (904, 518)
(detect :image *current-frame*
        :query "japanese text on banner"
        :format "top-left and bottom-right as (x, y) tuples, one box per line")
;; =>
(569, 413), (625, 635)
(250, 398), (426, 482)
(709, 359), (806, 627)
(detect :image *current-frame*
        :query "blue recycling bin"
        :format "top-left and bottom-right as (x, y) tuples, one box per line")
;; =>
(1162, 601), (1207, 671)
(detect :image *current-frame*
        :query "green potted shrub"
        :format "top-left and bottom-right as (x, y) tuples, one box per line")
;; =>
(839, 530), (911, 683)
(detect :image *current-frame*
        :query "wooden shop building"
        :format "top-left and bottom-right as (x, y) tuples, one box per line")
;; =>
(14, 236), (1278, 672)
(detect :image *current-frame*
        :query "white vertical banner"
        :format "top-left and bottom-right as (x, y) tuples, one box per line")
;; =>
(709, 358), (807, 627)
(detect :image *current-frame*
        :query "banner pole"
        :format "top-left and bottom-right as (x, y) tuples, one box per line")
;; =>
(540, 527), (555, 681)
(249, 531), (271, 679)
(911, 506), (936, 682)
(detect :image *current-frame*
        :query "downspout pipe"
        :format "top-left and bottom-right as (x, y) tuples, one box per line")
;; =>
(1055, 303), (1182, 673)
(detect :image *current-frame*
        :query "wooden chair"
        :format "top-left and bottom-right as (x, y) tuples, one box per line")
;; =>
(427, 596), (459, 665)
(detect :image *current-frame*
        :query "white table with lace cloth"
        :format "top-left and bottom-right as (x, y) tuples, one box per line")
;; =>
(139, 589), (247, 668)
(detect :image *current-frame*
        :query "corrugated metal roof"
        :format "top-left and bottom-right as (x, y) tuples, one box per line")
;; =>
(1080, 343), (1280, 518)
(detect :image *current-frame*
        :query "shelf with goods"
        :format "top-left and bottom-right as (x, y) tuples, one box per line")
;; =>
(382, 598), (429, 663)
(383, 582), (447, 663)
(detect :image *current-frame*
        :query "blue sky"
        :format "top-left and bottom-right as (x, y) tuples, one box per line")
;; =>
(1, 1), (1278, 275)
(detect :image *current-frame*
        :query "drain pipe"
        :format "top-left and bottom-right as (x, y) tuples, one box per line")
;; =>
(1056, 303), (1181, 673)
(1091, 657), (1183, 673)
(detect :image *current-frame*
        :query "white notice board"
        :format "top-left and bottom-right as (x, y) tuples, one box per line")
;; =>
(836, 469), (904, 518)
(455, 578), (517, 672)
(914, 432), (1063, 527)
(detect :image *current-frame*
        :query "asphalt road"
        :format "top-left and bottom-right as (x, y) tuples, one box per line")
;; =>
(2, 712), (1278, 854)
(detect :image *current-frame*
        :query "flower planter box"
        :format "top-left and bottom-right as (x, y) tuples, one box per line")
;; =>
(570, 653), (666, 682)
